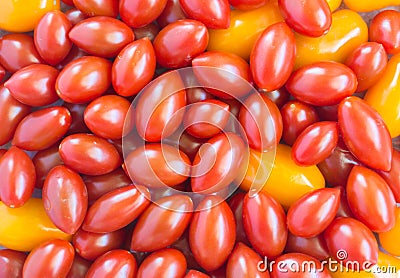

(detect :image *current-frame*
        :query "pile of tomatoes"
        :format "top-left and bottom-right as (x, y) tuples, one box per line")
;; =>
(1, 0), (400, 277)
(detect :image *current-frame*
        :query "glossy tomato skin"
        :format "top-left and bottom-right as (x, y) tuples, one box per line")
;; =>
(189, 196), (236, 271)
(369, 10), (400, 55)
(0, 86), (30, 146)
(154, 19), (208, 68)
(287, 188), (340, 238)
(66, 255), (91, 278)
(179, 0), (230, 29)
(43, 165), (88, 234)
(379, 207), (400, 257)
(73, 228), (126, 261)
(377, 149), (400, 202)
(226, 242), (270, 278)
(83, 168), (132, 203)
(22, 239), (75, 278)
(73, 0), (119, 17)
(270, 253), (331, 278)
(83, 185), (150, 233)
(278, 0), (331, 37)
(239, 93), (283, 151)
(12, 107), (71, 151)
(84, 95), (131, 139)
(85, 250), (137, 278)
(65, 8), (88, 26)
(284, 233), (330, 261)
(137, 248), (187, 278)
(262, 88), (290, 109)
(112, 38), (156, 97)
(0, 147), (36, 208)
(125, 143), (191, 188)
(192, 51), (251, 99)
(185, 269), (211, 278)
(120, 0), (168, 28)
(286, 61), (358, 106)
(5, 64), (59, 107)
(243, 191), (287, 258)
(34, 10), (73, 65)
(292, 121), (338, 166)
(56, 56), (112, 104)
(133, 23), (160, 42)
(324, 217), (378, 270)
(0, 34), (43, 73)
(347, 166), (396, 233)
(345, 42), (388, 92)
(338, 96), (393, 171)
(228, 0), (267, 10)
(69, 16), (134, 58)
(157, 0), (186, 28)
(183, 99), (230, 139)
(191, 132), (246, 193)
(59, 133), (121, 175)
(250, 22), (295, 92)
(280, 100), (319, 146)
(0, 249), (27, 278)
(131, 195), (193, 252)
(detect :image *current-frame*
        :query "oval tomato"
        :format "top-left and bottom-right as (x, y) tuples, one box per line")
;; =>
(0, 147), (36, 208)
(112, 38), (156, 97)
(287, 188), (340, 238)
(347, 166), (396, 233)
(22, 239), (74, 278)
(73, 0), (119, 18)
(34, 10), (72, 65)
(379, 207), (400, 257)
(286, 61), (358, 106)
(250, 22), (295, 92)
(0, 249), (27, 278)
(12, 107), (71, 151)
(119, 0), (168, 28)
(189, 196), (236, 271)
(278, 0), (331, 37)
(56, 56), (112, 104)
(43, 165), (88, 234)
(154, 19), (209, 69)
(5, 64), (59, 107)
(0, 86), (30, 146)
(85, 250), (137, 278)
(83, 185), (150, 233)
(369, 10), (400, 55)
(292, 121), (338, 166)
(131, 195), (193, 252)
(69, 16), (134, 58)
(0, 34), (43, 73)
(243, 191), (287, 258)
(324, 217), (378, 270)
(59, 133), (121, 175)
(179, 0), (230, 29)
(338, 96), (392, 171)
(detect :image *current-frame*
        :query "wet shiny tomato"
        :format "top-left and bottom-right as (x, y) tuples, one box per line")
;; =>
(22, 239), (75, 278)
(347, 166), (396, 233)
(287, 188), (340, 238)
(157, 0), (186, 28)
(59, 133), (121, 175)
(338, 96), (393, 171)
(278, 0), (331, 37)
(65, 8), (88, 26)
(263, 88), (290, 109)
(369, 10), (400, 55)
(284, 233), (330, 261)
(56, 56), (112, 104)
(85, 250), (137, 278)
(189, 196), (236, 271)
(379, 207), (400, 257)
(112, 38), (156, 97)
(73, 0), (119, 17)
(120, 0), (168, 28)
(34, 10), (73, 66)
(228, 0), (267, 10)
(43, 165), (88, 234)
(179, 0), (230, 29)
(0, 249), (27, 278)
(185, 269), (211, 278)
(69, 16), (135, 58)
(83, 185), (150, 233)
(250, 22), (295, 92)
(154, 19), (209, 68)
(12, 107), (71, 151)
(0, 146), (36, 208)
(0, 34), (43, 73)
(243, 191), (287, 258)
(377, 149), (400, 203)
(5, 64), (59, 107)
(131, 195), (193, 252)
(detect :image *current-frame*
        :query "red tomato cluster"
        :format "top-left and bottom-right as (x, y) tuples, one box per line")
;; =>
(0, 0), (400, 277)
